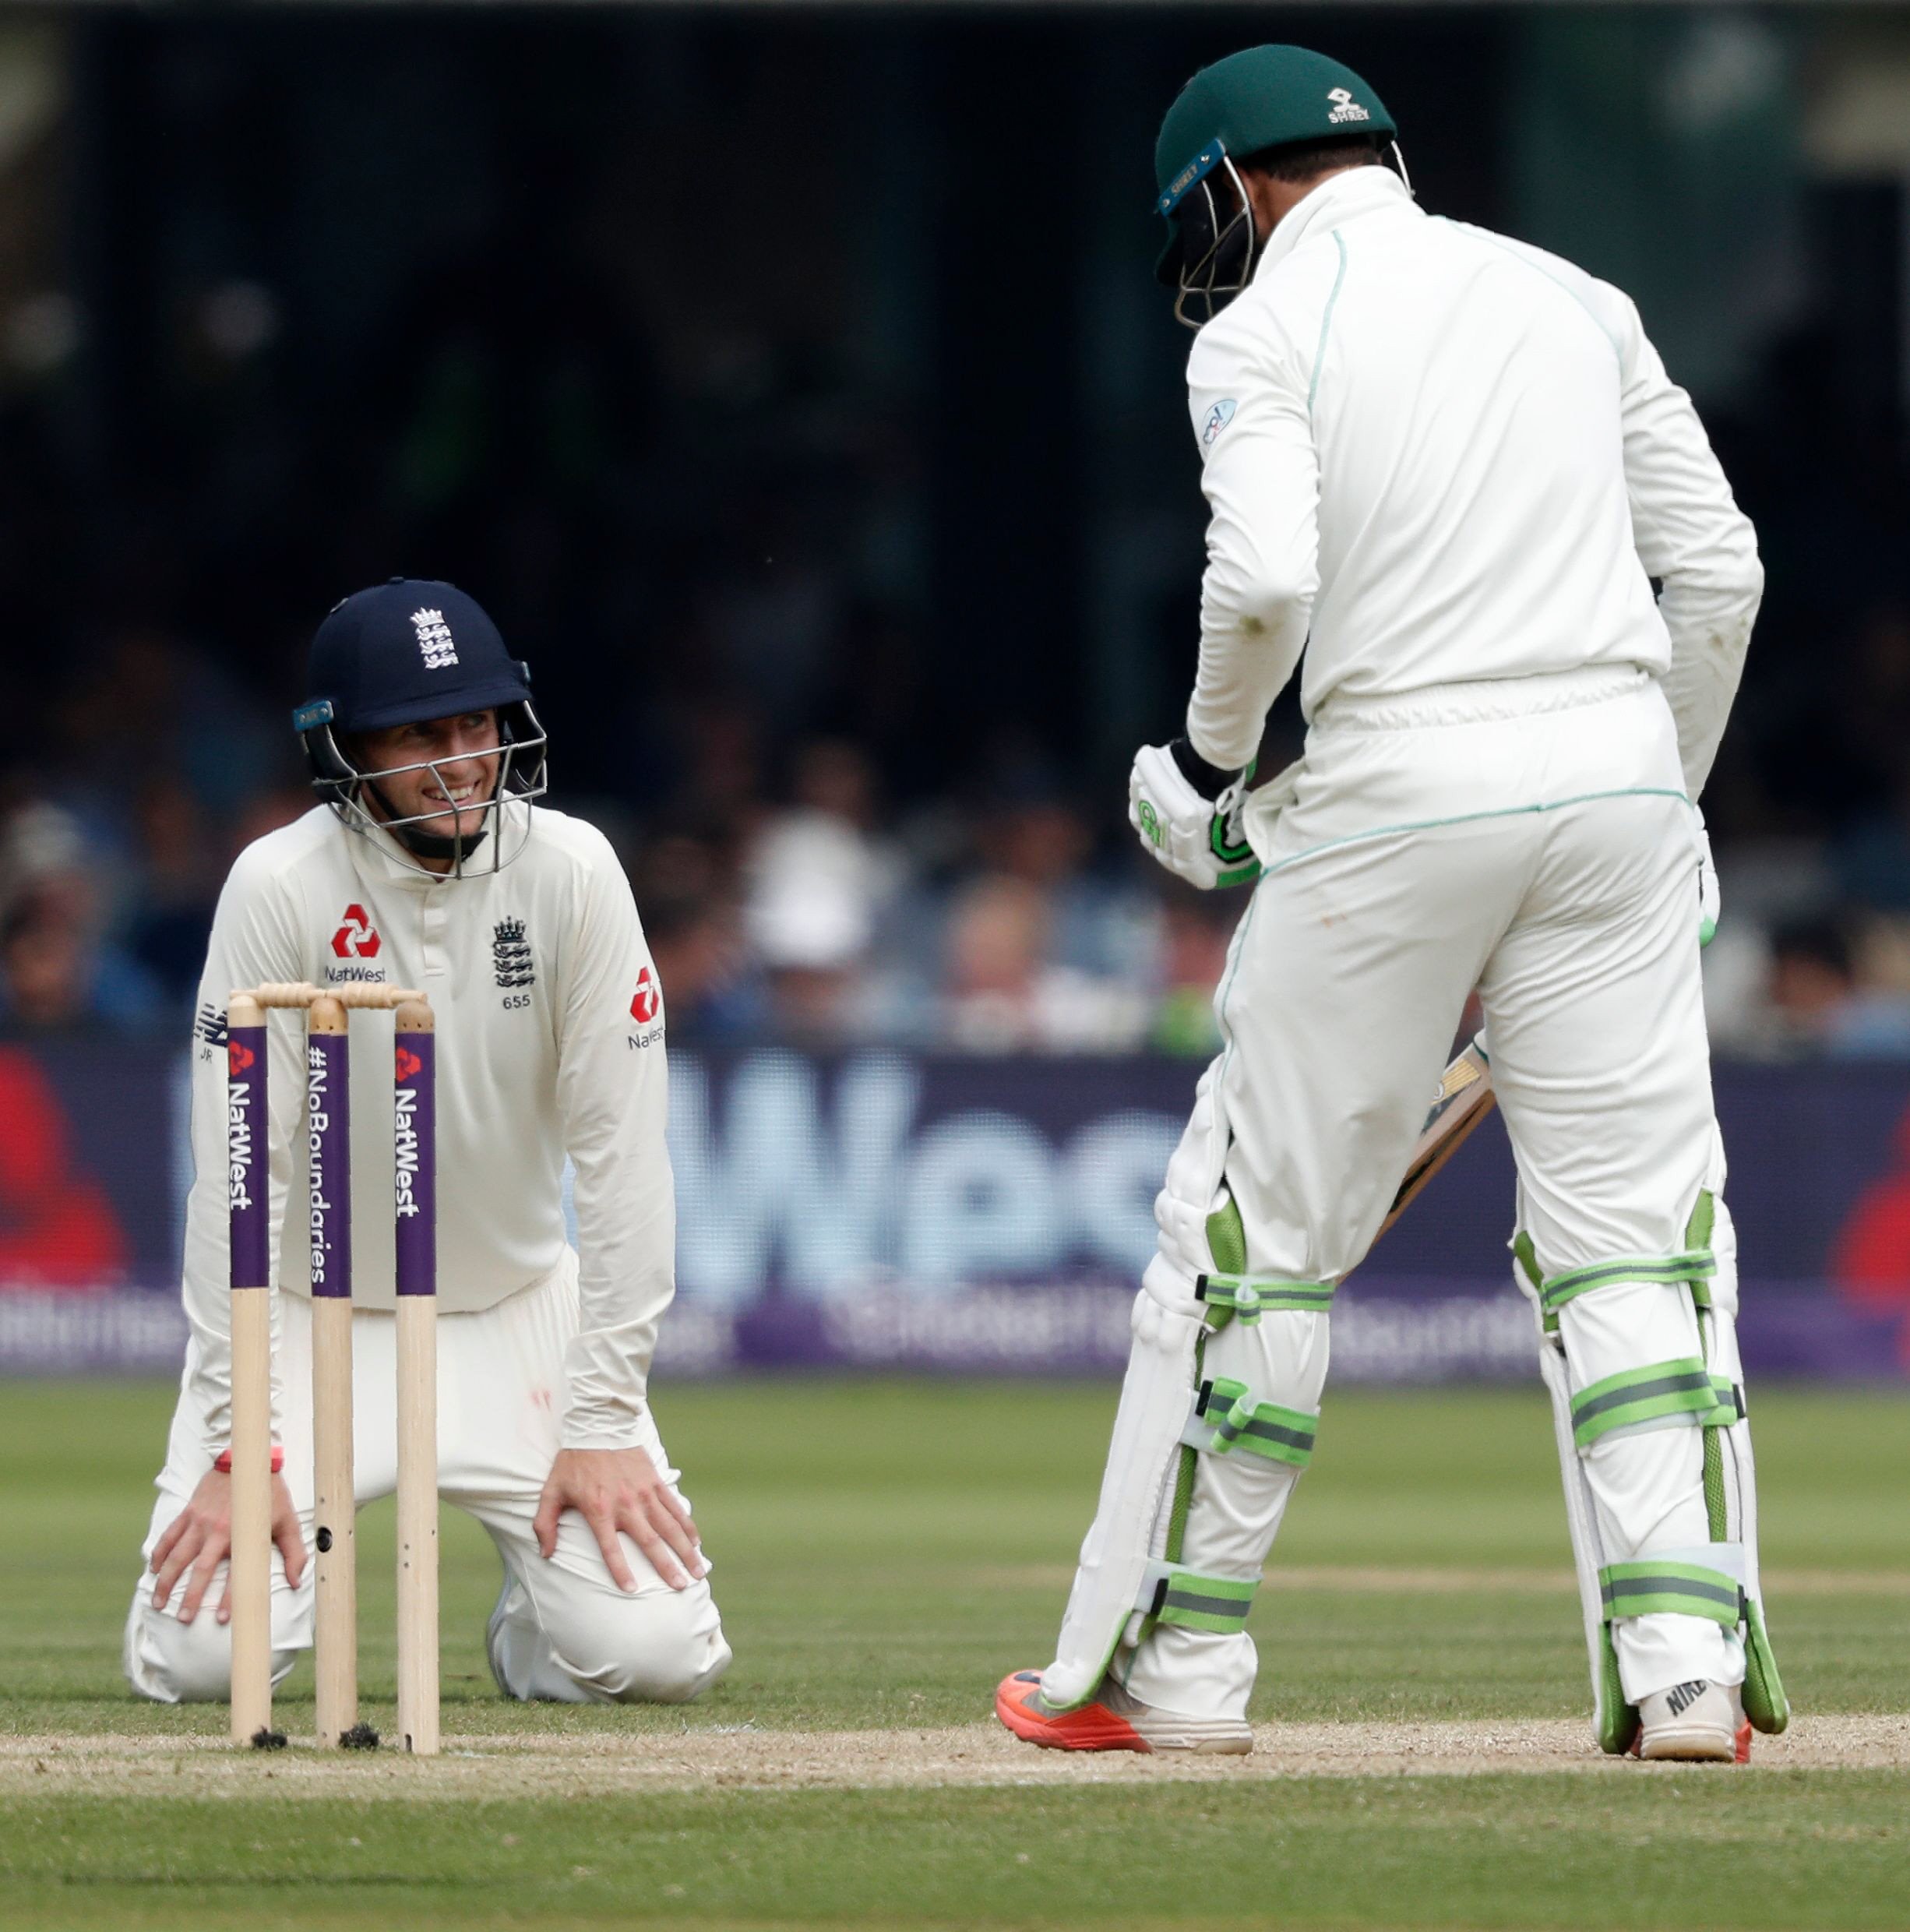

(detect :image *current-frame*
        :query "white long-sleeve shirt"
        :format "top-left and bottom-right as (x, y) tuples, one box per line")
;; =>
(1184, 165), (1761, 798)
(181, 803), (672, 1455)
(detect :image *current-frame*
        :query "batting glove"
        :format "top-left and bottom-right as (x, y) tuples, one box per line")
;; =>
(1695, 806), (1720, 947)
(1129, 739), (1260, 890)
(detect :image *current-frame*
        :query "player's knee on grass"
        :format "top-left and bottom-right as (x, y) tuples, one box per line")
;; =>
(124, 1588), (298, 1705)
(543, 1581), (731, 1705)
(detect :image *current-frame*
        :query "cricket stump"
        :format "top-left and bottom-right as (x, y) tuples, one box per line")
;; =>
(393, 999), (440, 1755)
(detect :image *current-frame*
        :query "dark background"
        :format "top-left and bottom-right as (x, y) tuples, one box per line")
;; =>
(0, 5), (1907, 1055)
(1, 4), (1908, 1350)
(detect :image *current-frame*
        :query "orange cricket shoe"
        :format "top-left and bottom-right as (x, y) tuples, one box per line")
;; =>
(994, 1670), (1252, 1754)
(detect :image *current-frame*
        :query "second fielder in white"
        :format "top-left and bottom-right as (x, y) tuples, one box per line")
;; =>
(125, 579), (731, 1712)
(997, 44), (1785, 1764)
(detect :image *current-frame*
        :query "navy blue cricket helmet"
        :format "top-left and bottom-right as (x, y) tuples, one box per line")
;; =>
(294, 578), (548, 875)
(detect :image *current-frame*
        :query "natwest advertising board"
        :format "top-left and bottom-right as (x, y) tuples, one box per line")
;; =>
(2, 1039), (1908, 1379)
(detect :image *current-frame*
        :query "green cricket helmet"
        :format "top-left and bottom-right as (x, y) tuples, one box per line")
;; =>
(1154, 45), (1398, 328)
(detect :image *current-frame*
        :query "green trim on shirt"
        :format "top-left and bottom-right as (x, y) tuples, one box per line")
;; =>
(1309, 231), (1350, 415)
(1254, 786), (1693, 880)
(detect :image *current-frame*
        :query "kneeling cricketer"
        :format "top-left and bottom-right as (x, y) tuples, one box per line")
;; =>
(997, 46), (1785, 1763)
(125, 579), (731, 1710)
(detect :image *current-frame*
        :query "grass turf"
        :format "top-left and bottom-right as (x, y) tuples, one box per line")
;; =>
(7, 1777), (1910, 1930)
(3, 1376), (1908, 1927)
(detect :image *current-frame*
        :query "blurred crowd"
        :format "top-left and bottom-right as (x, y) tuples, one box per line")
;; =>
(0, 22), (1906, 1061)
(9, 609), (1910, 1060)
(0, 633), (1239, 1053)
(1697, 598), (1910, 1060)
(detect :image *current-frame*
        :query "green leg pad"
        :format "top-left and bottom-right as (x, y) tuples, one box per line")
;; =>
(1570, 1359), (1718, 1448)
(1147, 1566), (1257, 1637)
(1541, 1250), (1717, 1316)
(1597, 1621), (1640, 1756)
(1206, 1197), (1248, 1276)
(1513, 1229), (1542, 1292)
(1197, 1274), (1336, 1324)
(1743, 1594), (1789, 1736)
(1196, 1377), (1317, 1468)
(1200, 1193), (1335, 1327)
(1599, 1560), (1743, 1626)
(1135, 1373), (1206, 1658)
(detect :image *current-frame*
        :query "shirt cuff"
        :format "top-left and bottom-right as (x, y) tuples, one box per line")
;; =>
(559, 1405), (650, 1453)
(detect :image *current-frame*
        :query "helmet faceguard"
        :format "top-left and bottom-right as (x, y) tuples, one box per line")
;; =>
(1158, 140), (1262, 331)
(1158, 134), (1414, 332)
(296, 695), (550, 880)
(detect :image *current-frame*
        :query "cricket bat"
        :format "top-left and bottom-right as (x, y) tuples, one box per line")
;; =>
(1376, 1035), (1495, 1240)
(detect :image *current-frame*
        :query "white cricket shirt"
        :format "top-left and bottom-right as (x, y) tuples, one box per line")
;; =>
(1184, 166), (1762, 797)
(182, 804), (672, 1453)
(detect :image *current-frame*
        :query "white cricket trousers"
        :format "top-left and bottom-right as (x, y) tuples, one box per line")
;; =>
(125, 1252), (731, 1707)
(1127, 665), (1741, 1719)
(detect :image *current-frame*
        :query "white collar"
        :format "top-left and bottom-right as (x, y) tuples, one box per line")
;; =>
(345, 813), (456, 895)
(1256, 165), (1418, 279)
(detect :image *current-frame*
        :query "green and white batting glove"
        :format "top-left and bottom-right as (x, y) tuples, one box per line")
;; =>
(1695, 806), (1720, 947)
(1128, 739), (1260, 890)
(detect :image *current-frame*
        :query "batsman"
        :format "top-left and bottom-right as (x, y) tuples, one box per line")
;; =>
(998, 44), (1784, 1763)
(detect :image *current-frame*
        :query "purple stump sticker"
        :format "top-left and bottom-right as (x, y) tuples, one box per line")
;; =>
(393, 1029), (436, 1297)
(227, 1024), (270, 1290)
(308, 1031), (351, 1299)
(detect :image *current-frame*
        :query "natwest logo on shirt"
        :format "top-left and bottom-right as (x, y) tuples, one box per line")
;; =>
(630, 967), (661, 1026)
(331, 904), (382, 960)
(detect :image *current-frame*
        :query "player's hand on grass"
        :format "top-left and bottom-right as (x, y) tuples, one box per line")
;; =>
(535, 1446), (707, 1594)
(150, 1466), (306, 1626)
(1129, 739), (1260, 890)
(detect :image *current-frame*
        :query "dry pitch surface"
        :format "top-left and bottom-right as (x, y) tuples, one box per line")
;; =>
(8, 1712), (1910, 1797)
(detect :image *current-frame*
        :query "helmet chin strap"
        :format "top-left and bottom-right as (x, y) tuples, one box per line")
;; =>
(363, 778), (491, 866)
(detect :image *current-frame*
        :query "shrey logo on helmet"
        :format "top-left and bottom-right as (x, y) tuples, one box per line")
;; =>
(1327, 86), (1370, 123)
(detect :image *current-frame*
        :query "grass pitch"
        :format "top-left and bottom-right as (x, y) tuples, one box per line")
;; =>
(2, 1375), (1908, 1927)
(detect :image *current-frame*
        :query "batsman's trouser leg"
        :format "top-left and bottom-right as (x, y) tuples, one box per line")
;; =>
(1117, 1305), (1330, 1718)
(1480, 790), (1751, 1710)
(1048, 815), (1512, 1719)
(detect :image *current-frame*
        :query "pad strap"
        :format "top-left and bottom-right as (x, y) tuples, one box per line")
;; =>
(1194, 1274), (1336, 1328)
(1541, 1250), (1715, 1316)
(1598, 1559), (1743, 1627)
(1182, 1377), (1317, 1468)
(1570, 1357), (1732, 1448)
(1139, 1560), (1259, 1635)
